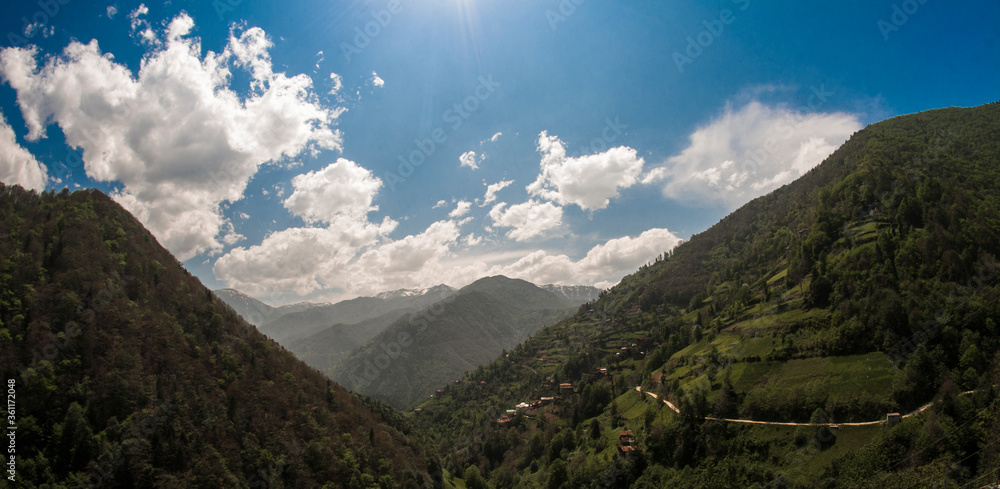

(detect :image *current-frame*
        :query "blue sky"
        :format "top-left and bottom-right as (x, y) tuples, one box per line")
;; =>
(0, 0), (997, 304)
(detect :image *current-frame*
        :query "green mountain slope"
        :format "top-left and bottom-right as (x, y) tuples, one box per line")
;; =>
(330, 276), (580, 409)
(412, 103), (1000, 488)
(0, 186), (436, 488)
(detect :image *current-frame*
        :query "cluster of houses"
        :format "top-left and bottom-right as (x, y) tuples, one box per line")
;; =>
(490, 396), (557, 428)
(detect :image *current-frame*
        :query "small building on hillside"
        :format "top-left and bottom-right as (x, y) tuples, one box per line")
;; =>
(619, 430), (637, 454)
(886, 412), (901, 426)
(559, 383), (574, 393)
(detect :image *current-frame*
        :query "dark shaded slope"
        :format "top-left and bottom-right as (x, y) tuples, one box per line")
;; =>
(0, 186), (434, 488)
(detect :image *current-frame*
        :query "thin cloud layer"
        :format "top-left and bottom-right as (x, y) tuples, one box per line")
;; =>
(644, 101), (862, 209)
(0, 14), (341, 259)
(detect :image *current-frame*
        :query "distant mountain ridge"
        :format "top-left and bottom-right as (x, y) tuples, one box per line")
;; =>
(328, 276), (588, 408)
(541, 284), (601, 303)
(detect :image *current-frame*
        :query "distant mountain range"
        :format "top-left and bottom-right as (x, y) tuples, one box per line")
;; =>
(216, 280), (597, 408)
(328, 276), (592, 408)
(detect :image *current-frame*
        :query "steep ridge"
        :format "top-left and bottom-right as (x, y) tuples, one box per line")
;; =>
(413, 104), (1000, 487)
(0, 186), (435, 487)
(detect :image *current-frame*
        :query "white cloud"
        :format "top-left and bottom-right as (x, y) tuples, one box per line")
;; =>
(644, 100), (862, 209)
(214, 226), (367, 296)
(459, 150), (482, 170)
(488, 200), (563, 242)
(449, 200), (472, 218)
(347, 220), (462, 294)
(0, 15), (341, 260)
(483, 132), (501, 144)
(371, 71), (384, 88)
(432, 199), (447, 209)
(490, 227), (684, 288)
(24, 23), (54, 39)
(481, 179), (513, 206)
(329, 72), (343, 94)
(283, 158), (382, 224)
(216, 218), (464, 298)
(0, 112), (47, 191)
(107, 5), (118, 19)
(527, 131), (644, 211)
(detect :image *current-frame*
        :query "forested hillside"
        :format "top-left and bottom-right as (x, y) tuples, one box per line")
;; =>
(413, 104), (1000, 488)
(0, 186), (436, 488)
(331, 276), (580, 409)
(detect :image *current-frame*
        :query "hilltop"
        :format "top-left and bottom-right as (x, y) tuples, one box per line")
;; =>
(0, 185), (436, 487)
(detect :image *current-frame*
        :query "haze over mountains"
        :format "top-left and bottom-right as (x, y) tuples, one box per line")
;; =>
(217, 279), (600, 408)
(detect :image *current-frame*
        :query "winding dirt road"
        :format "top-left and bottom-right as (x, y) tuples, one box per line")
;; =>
(633, 386), (972, 427)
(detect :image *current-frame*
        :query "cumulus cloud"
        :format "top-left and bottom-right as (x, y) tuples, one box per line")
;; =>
(284, 159), (382, 224)
(213, 226), (368, 296)
(488, 132), (502, 143)
(481, 179), (513, 206)
(432, 199), (447, 209)
(488, 200), (563, 242)
(527, 131), (644, 210)
(449, 200), (472, 218)
(490, 228), (684, 288)
(371, 71), (384, 88)
(0, 112), (47, 190)
(347, 220), (462, 294)
(644, 100), (862, 209)
(107, 5), (118, 19)
(0, 14), (341, 260)
(216, 218), (466, 298)
(459, 150), (483, 170)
